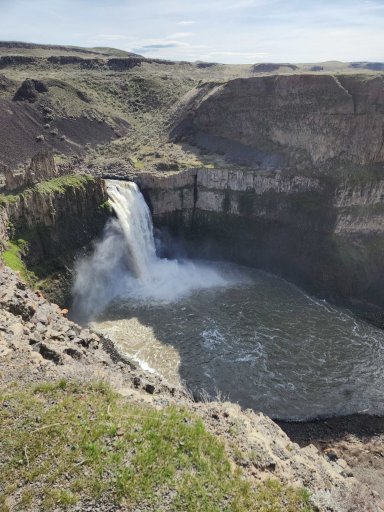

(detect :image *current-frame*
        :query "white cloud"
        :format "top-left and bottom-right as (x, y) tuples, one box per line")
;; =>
(167, 32), (193, 39)
(0, 0), (383, 64)
(129, 37), (208, 55)
(91, 34), (131, 42)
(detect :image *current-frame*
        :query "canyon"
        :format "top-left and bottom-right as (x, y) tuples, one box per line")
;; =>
(1, 42), (384, 511)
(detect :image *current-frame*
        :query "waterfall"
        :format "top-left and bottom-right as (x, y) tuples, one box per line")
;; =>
(106, 181), (156, 279)
(71, 180), (234, 322)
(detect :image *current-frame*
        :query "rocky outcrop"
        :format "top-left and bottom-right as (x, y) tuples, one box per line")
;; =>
(350, 62), (384, 71)
(251, 63), (298, 72)
(107, 57), (142, 71)
(0, 207), (8, 247)
(171, 74), (384, 167)
(1, 151), (59, 192)
(0, 74), (13, 92)
(27, 150), (58, 183)
(134, 167), (384, 325)
(1, 175), (108, 265)
(47, 56), (104, 69)
(2, 165), (26, 191)
(13, 78), (48, 103)
(0, 175), (109, 306)
(0, 264), (178, 397)
(0, 55), (38, 68)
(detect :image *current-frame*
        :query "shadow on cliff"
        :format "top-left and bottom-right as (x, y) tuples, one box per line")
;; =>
(278, 413), (384, 446)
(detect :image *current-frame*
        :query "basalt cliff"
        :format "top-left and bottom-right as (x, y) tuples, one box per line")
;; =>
(170, 74), (384, 168)
(130, 74), (384, 325)
(0, 151), (108, 304)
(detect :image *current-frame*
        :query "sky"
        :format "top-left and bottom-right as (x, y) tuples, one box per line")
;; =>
(0, 0), (383, 64)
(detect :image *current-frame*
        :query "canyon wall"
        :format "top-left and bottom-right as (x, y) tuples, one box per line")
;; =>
(159, 73), (384, 322)
(135, 168), (384, 325)
(0, 175), (108, 304)
(2, 175), (108, 264)
(171, 74), (384, 168)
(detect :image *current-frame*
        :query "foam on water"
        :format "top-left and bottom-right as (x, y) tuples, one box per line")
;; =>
(72, 180), (238, 321)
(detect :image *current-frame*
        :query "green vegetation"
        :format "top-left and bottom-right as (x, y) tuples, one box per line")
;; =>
(1, 240), (27, 274)
(0, 174), (95, 208)
(0, 192), (19, 208)
(0, 381), (314, 512)
(0, 239), (37, 286)
(35, 174), (95, 195)
(99, 199), (111, 211)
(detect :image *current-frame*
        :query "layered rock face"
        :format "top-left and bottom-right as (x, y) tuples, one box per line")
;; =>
(1, 151), (59, 192)
(171, 74), (384, 167)
(135, 168), (384, 324)
(156, 74), (384, 321)
(2, 176), (108, 265)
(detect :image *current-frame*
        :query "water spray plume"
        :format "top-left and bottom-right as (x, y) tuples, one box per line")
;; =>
(72, 180), (231, 322)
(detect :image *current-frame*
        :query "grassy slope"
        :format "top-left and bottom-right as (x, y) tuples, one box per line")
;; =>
(1, 240), (30, 278)
(0, 380), (314, 512)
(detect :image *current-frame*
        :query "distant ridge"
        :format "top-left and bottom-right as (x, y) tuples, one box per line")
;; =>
(0, 41), (141, 58)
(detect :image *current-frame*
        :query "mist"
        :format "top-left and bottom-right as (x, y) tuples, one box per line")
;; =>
(71, 181), (235, 323)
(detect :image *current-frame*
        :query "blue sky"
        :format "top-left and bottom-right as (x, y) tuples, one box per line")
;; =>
(1, 0), (383, 63)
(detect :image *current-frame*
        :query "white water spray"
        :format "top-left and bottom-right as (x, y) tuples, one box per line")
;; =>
(72, 180), (233, 321)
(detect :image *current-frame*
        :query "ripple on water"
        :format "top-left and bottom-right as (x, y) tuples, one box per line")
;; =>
(93, 263), (384, 421)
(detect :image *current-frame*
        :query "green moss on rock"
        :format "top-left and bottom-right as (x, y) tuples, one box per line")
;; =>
(1, 239), (37, 286)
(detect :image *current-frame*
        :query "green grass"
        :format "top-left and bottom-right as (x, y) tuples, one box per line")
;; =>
(1, 240), (26, 273)
(0, 192), (19, 208)
(0, 381), (314, 512)
(35, 174), (95, 195)
(1, 227), (71, 302)
(0, 174), (95, 208)
(0, 239), (37, 286)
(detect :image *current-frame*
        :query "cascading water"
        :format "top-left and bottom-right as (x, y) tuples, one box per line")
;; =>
(107, 181), (156, 279)
(72, 180), (233, 322)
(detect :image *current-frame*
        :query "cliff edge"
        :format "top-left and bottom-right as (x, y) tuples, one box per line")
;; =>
(171, 74), (384, 169)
